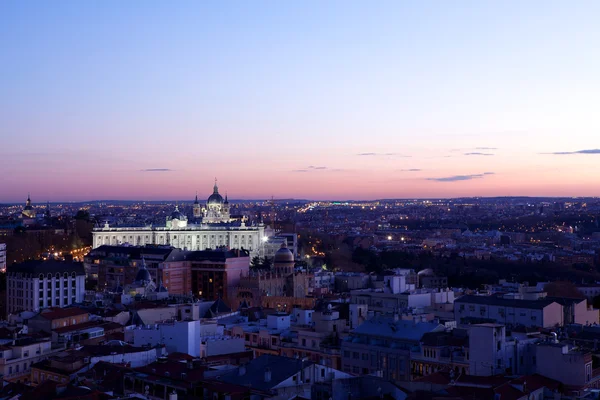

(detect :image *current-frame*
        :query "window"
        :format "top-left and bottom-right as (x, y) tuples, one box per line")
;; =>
(321, 368), (325, 377)
(362, 353), (369, 361)
(302, 339), (306, 346)
(344, 351), (350, 358)
(353, 352), (359, 359)
(520, 356), (523, 365)
(272, 338), (277, 346)
(532, 356), (536, 365)
(497, 341), (501, 351)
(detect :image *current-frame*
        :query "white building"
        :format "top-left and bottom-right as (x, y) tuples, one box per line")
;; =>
(133, 320), (201, 357)
(92, 183), (266, 257)
(6, 260), (86, 315)
(0, 243), (6, 273)
(454, 295), (563, 328)
(468, 324), (537, 376)
(0, 336), (64, 383)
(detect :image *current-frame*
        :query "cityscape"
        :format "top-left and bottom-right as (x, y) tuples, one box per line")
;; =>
(2, 2), (600, 400)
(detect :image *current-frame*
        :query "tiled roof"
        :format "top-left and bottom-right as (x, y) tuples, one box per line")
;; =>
(38, 307), (88, 320)
(352, 317), (445, 341)
(454, 295), (556, 310)
(218, 355), (313, 391)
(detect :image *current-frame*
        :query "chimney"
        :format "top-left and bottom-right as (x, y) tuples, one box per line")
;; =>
(264, 367), (272, 382)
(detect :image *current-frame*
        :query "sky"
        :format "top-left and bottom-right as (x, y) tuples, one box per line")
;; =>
(1, 1), (600, 202)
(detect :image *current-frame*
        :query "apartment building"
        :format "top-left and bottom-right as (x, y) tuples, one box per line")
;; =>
(6, 260), (85, 315)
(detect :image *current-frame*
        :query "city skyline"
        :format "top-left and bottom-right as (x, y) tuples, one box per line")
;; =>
(2, 1), (600, 202)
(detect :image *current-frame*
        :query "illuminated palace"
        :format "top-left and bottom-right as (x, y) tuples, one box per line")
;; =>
(92, 181), (266, 257)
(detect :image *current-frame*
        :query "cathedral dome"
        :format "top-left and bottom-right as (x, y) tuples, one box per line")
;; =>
(207, 180), (224, 204)
(274, 243), (294, 263)
(207, 192), (224, 204)
(170, 206), (185, 220)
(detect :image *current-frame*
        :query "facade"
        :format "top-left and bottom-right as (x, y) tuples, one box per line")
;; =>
(409, 330), (469, 380)
(468, 324), (537, 377)
(419, 275), (448, 289)
(0, 242), (6, 273)
(86, 246), (191, 295)
(6, 260), (86, 315)
(0, 336), (63, 383)
(190, 249), (249, 303)
(454, 295), (564, 328)
(133, 320), (201, 357)
(341, 316), (445, 380)
(28, 307), (90, 334)
(231, 243), (313, 309)
(536, 341), (600, 393)
(92, 183), (266, 257)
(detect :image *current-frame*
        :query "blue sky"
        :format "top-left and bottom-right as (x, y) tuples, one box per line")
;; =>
(1, 1), (600, 201)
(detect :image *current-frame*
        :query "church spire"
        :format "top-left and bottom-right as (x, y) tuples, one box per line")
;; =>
(213, 178), (219, 194)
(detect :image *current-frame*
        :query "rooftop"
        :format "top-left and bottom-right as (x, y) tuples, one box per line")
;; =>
(455, 295), (557, 310)
(218, 354), (314, 392)
(37, 307), (88, 320)
(351, 316), (445, 342)
(7, 260), (85, 276)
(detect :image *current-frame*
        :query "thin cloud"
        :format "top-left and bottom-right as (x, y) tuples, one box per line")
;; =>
(464, 152), (494, 156)
(141, 168), (173, 172)
(475, 147), (498, 150)
(427, 172), (495, 182)
(357, 152), (411, 157)
(544, 149), (600, 155)
(292, 166), (346, 172)
(401, 168), (422, 172)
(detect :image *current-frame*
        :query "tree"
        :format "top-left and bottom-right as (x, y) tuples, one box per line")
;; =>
(544, 281), (585, 299)
(74, 210), (90, 221)
(592, 295), (600, 309)
(250, 256), (262, 270)
(261, 257), (273, 270)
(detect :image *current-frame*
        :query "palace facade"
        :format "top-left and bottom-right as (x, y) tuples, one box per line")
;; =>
(92, 182), (266, 257)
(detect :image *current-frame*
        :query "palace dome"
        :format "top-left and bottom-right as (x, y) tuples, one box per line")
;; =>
(274, 243), (294, 263)
(135, 260), (152, 284)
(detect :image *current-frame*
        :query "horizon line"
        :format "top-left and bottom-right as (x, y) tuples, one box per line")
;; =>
(1, 195), (598, 205)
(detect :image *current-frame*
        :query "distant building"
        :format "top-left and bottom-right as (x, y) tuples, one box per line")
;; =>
(454, 295), (598, 328)
(92, 182), (266, 257)
(21, 193), (35, 219)
(6, 260), (86, 315)
(0, 243), (6, 273)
